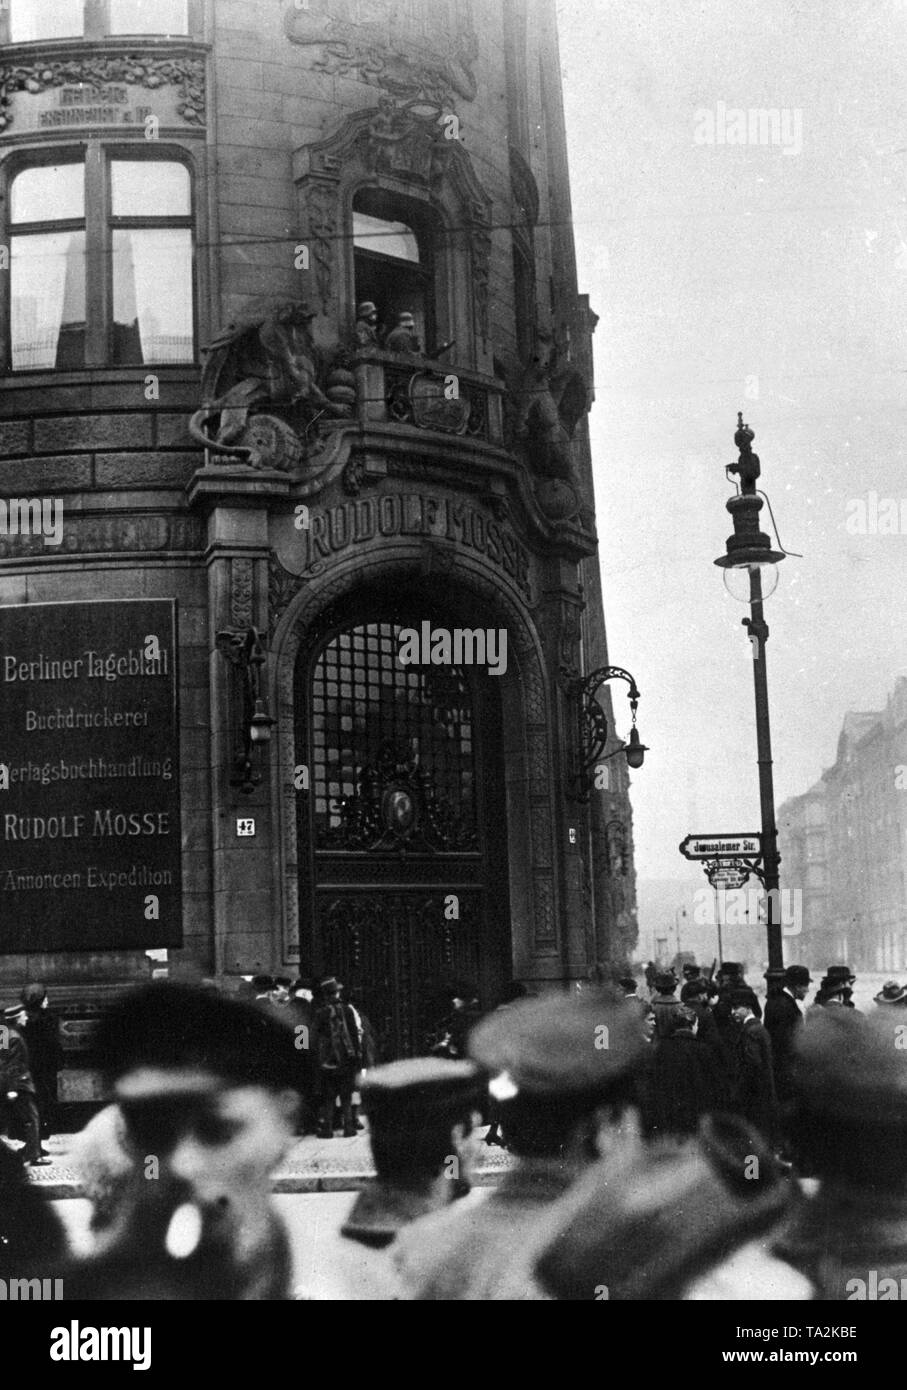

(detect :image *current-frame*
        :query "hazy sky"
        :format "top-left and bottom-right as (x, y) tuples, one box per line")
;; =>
(558, 0), (907, 881)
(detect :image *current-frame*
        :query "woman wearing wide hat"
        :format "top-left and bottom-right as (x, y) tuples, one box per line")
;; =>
(874, 980), (907, 1006)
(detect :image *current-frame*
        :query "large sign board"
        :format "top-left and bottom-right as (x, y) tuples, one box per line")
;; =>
(0, 600), (182, 952)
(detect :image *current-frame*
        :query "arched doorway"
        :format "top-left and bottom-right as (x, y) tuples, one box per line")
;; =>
(294, 590), (512, 1059)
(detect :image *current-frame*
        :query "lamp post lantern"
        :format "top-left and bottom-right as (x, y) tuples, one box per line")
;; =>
(714, 415), (786, 972)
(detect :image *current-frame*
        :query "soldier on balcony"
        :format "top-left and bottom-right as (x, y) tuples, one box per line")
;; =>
(354, 301), (380, 347)
(385, 311), (422, 355)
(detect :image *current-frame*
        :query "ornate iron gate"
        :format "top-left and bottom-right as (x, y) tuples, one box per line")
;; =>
(295, 600), (511, 1059)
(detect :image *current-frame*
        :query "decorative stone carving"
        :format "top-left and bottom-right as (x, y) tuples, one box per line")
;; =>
(296, 100), (493, 352)
(0, 53), (205, 131)
(269, 554), (304, 628)
(307, 183), (337, 315)
(284, 0), (479, 106)
(386, 365), (473, 435)
(514, 332), (590, 482)
(230, 558), (255, 630)
(556, 598), (585, 684)
(189, 297), (352, 469)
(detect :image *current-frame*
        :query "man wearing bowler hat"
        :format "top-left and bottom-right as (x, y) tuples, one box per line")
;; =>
(822, 964), (857, 1010)
(296, 1057), (484, 1300)
(394, 988), (647, 1300)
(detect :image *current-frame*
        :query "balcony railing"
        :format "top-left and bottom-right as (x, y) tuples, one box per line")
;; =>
(347, 349), (504, 446)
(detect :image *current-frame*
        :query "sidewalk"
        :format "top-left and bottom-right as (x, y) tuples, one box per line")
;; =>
(20, 1128), (515, 1199)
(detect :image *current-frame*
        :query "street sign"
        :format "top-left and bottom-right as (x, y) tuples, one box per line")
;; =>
(679, 833), (762, 860)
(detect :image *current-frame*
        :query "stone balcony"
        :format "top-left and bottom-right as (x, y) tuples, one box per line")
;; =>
(346, 348), (505, 447)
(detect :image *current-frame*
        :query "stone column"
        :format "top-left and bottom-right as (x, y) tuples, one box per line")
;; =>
(188, 467), (290, 977)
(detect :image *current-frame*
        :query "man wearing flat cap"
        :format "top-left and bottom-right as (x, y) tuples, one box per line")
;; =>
(296, 1057), (484, 1300)
(393, 988), (647, 1300)
(65, 981), (302, 1300)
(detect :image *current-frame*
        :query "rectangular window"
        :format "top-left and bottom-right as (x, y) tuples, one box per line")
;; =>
(109, 158), (194, 365)
(10, 0), (84, 42)
(8, 154), (195, 372)
(108, 0), (188, 34)
(11, 162), (86, 371)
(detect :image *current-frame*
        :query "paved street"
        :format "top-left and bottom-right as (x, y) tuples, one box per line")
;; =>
(23, 1124), (514, 1200)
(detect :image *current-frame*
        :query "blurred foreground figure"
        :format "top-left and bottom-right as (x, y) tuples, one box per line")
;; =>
(683, 1008), (907, 1299)
(393, 990), (646, 1300)
(534, 1112), (793, 1299)
(0, 1136), (68, 1283)
(66, 982), (300, 1300)
(766, 1008), (907, 1299)
(296, 1058), (483, 1300)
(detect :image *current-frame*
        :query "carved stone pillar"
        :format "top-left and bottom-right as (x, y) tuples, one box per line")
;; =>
(188, 467), (291, 976)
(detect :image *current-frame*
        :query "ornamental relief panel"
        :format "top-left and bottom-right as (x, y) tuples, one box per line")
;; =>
(284, 0), (478, 105)
(0, 52), (206, 133)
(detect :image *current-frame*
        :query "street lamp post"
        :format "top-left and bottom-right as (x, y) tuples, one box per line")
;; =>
(714, 415), (786, 972)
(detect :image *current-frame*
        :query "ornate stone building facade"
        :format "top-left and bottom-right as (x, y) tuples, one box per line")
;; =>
(0, 0), (636, 1066)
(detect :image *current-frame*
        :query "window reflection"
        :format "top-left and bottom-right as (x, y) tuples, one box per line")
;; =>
(108, 0), (188, 35)
(8, 156), (194, 371)
(12, 232), (86, 370)
(10, 0), (84, 42)
(111, 228), (194, 364)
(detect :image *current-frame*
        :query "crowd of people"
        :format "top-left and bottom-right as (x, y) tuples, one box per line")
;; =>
(2, 961), (907, 1299)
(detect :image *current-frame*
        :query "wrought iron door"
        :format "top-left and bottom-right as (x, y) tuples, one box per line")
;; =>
(295, 599), (511, 1059)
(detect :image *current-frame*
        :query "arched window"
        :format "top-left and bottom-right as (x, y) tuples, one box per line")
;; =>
(353, 188), (436, 352)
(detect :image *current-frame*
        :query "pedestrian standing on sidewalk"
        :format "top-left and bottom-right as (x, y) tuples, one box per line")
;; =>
(763, 963), (810, 1152)
(640, 1004), (727, 1140)
(21, 983), (63, 1151)
(650, 972), (683, 1041)
(314, 977), (361, 1138)
(0, 1003), (50, 1166)
(729, 988), (778, 1147)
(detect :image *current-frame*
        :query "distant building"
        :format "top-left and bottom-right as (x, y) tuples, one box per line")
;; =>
(779, 677), (907, 972)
